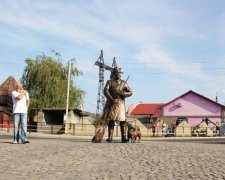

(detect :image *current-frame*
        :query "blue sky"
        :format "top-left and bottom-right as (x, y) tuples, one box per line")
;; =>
(1, 0), (225, 113)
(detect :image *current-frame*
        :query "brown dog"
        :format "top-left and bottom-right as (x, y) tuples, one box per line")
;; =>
(127, 124), (141, 143)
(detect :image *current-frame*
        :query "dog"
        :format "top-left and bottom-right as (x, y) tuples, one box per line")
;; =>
(127, 123), (141, 143)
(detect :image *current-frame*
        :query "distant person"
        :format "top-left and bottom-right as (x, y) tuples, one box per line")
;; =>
(12, 83), (30, 144)
(152, 120), (157, 137)
(172, 120), (176, 131)
(215, 122), (220, 135)
(162, 121), (168, 137)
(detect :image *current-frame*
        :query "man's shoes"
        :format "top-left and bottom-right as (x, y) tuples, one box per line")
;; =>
(22, 140), (30, 144)
(13, 141), (18, 144)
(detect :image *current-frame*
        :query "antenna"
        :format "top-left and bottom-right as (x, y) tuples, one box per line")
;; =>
(112, 57), (117, 68)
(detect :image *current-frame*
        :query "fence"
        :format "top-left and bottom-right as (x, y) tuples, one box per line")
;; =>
(0, 122), (96, 136)
(0, 122), (222, 137)
(0, 122), (127, 136)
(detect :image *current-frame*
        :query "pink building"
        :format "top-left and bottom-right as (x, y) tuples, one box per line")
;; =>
(161, 90), (225, 127)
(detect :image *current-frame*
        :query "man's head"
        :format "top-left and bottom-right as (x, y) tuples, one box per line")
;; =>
(113, 67), (122, 80)
(15, 83), (23, 92)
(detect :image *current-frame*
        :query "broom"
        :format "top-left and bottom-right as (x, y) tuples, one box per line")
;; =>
(91, 122), (108, 143)
(92, 99), (121, 143)
(92, 100), (120, 143)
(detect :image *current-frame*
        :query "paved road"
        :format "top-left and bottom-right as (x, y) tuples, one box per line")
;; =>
(0, 132), (225, 180)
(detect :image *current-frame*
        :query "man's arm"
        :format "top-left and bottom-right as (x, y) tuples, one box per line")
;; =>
(104, 80), (114, 102)
(15, 90), (27, 100)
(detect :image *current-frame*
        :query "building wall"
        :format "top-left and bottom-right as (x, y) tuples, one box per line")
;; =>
(175, 121), (192, 137)
(163, 93), (222, 116)
(0, 113), (13, 128)
(188, 117), (221, 128)
(37, 111), (96, 135)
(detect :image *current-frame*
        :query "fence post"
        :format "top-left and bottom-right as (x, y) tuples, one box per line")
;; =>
(7, 120), (10, 133)
(116, 125), (118, 137)
(73, 124), (75, 136)
(51, 125), (53, 134)
(183, 125), (184, 135)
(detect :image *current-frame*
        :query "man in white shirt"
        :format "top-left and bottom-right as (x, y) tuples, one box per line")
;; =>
(12, 83), (30, 144)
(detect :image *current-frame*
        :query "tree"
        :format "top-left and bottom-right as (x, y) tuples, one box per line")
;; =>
(21, 52), (85, 116)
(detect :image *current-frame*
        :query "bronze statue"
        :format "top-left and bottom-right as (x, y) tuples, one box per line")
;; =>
(103, 67), (132, 143)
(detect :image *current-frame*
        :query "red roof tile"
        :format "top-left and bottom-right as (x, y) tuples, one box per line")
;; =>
(129, 103), (165, 116)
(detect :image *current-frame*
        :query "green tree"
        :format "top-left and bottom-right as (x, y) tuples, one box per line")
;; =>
(21, 52), (85, 116)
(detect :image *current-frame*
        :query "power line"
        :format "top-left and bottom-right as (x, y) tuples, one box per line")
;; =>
(0, 61), (25, 64)
(1, 59), (225, 65)
(133, 72), (225, 76)
(120, 61), (225, 65)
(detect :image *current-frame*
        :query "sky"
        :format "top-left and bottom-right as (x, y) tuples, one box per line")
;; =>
(1, 0), (225, 114)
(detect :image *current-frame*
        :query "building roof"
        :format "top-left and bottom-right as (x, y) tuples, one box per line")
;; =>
(0, 76), (17, 107)
(162, 90), (225, 108)
(128, 103), (165, 117)
(0, 76), (17, 96)
(36, 108), (90, 116)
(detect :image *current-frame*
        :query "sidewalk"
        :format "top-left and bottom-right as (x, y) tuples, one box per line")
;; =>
(0, 132), (225, 180)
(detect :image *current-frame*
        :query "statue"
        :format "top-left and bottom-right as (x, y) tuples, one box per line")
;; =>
(103, 67), (132, 143)
(92, 67), (132, 143)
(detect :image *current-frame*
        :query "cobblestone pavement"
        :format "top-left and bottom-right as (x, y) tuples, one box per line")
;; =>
(0, 132), (225, 180)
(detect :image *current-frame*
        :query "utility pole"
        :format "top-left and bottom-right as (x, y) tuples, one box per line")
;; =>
(95, 50), (105, 117)
(65, 59), (74, 131)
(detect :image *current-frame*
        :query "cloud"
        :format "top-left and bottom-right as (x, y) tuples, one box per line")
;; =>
(135, 44), (203, 75)
(0, 24), (45, 49)
(0, 1), (115, 49)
